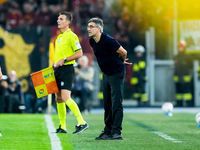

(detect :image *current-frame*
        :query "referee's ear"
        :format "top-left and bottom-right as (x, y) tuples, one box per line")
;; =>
(67, 20), (71, 25)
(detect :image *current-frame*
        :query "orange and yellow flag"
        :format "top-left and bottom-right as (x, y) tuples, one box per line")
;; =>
(31, 67), (58, 98)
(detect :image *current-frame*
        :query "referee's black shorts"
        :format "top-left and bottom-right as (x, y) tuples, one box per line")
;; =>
(54, 64), (74, 91)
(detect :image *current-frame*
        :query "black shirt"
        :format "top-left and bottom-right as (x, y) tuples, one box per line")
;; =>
(89, 33), (125, 75)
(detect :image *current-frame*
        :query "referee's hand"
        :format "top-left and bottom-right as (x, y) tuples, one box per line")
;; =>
(54, 59), (65, 68)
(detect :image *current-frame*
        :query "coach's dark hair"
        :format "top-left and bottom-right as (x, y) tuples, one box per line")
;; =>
(88, 17), (104, 32)
(59, 11), (73, 22)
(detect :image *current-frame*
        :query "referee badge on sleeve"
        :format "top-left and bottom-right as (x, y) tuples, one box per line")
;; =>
(75, 42), (81, 49)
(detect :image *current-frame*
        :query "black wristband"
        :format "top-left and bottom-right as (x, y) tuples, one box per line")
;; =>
(64, 58), (67, 63)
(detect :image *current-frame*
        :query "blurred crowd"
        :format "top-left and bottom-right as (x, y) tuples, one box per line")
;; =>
(0, 0), (173, 56)
(0, 0), (176, 31)
(0, 70), (24, 113)
(0, 0), (158, 50)
(0, 0), (107, 30)
(0, 69), (48, 113)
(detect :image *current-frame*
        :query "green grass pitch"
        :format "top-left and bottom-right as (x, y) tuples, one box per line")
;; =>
(0, 112), (200, 150)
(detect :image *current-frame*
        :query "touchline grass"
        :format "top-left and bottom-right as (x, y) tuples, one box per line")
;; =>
(0, 113), (200, 150)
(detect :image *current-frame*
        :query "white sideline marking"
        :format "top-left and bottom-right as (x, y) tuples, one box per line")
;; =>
(151, 131), (182, 143)
(45, 114), (62, 150)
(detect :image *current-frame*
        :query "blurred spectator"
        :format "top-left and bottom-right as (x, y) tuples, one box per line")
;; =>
(24, 76), (37, 113)
(26, 0), (38, 11)
(67, 0), (73, 11)
(1, 70), (25, 113)
(128, 0), (148, 33)
(35, 3), (53, 26)
(114, 18), (129, 50)
(109, 0), (124, 19)
(99, 0), (112, 23)
(0, 79), (7, 113)
(78, 0), (92, 26)
(90, 0), (105, 18)
(0, 60), (4, 113)
(20, 1), (37, 27)
(6, 1), (23, 28)
(34, 96), (48, 113)
(49, 4), (65, 26)
(130, 45), (148, 106)
(61, 0), (69, 11)
(173, 40), (193, 107)
(0, 2), (8, 27)
(71, 0), (86, 11)
(121, 6), (131, 23)
(72, 5), (81, 27)
(72, 55), (94, 113)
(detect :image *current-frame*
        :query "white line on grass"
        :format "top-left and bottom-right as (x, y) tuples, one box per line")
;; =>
(151, 131), (182, 143)
(45, 114), (62, 150)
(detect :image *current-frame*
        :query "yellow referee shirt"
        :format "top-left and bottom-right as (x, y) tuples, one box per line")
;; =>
(54, 29), (82, 65)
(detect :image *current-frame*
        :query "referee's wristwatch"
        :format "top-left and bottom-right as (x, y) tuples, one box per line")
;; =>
(64, 58), (67, 63)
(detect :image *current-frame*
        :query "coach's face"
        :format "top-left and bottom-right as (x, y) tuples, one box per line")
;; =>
(87, 22), (99, 37)
(57, 15), (70, 29)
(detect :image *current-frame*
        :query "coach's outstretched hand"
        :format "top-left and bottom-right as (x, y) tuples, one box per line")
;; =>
(124, 58), (132, 65)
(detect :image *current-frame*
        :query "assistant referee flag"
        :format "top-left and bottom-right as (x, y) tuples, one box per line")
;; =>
(31, 66), (58, 98)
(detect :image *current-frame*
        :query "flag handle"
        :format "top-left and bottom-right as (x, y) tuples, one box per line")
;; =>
(48, 94), (52, 114)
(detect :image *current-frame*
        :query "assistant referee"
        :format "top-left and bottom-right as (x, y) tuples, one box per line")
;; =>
(54, 11), (88, 134)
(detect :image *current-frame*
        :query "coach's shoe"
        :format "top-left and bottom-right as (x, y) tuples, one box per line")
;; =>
(95, 131), (110, 140)
(109, 133), (123, 140)
(73, 122), (89, 134)
(56, 125), (67, 133)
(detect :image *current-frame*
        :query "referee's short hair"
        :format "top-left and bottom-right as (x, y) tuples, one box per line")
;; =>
(59, 11), (73, 22)
(88, 17), (104, 33)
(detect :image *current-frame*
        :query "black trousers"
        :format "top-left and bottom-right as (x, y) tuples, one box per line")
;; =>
(103, 70), (125, 135)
